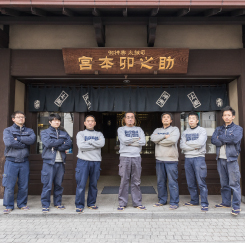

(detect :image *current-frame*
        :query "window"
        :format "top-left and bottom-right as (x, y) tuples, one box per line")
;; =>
(180, 112), (217, 154)
(37, 112), (74, 154)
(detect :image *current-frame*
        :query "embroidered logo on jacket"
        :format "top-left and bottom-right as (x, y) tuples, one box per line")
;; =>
(85, 136), (99, 141)
(186, 133), (199, 141)
(125, 130), (139, 137)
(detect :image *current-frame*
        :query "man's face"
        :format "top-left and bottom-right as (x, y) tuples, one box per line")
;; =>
(125, 113), (135, 127)
(12, 113), (25, 127)
(188, 115), (199, 128)
(222, 111), (235, 124)
(162, 114), (172, 127)
(84, 116), (96, 130)
(49, 118), (61, 129)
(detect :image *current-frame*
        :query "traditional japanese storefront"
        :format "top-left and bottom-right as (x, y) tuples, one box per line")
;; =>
(0, 1), (245, 199)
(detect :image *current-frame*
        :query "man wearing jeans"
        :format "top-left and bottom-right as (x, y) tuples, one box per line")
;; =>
(211, 106), (243, 216)
(151, 112), (180, 210)
(2, 111), (36, 214)
(180, 112), (209, 211)
(75, 115), (105, 213)
(117, 112), (146, 211)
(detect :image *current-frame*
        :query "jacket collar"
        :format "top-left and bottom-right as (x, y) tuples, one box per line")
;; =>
(224, 122), (234, 129)
(12, 123), (25, 130)
(163, 125), (171, 130)
(48, 126), (60, 133)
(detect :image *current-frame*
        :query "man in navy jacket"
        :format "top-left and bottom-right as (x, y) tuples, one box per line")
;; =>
(40, 114), (72, 213)
(2, 111), (36, 214)
(211, 106), (243, 216)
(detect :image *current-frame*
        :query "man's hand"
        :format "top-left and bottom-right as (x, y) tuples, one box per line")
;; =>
(165, 135), (170, 139)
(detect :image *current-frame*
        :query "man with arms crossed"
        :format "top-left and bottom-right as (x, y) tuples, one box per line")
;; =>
(75, 115), (105, 213)
(117, 112), (146, 211)
(211, 106), (243, 216)
(41, 114), (72, 213)
(2, 111), (36, 214)
(151, 113), (180, 210)
(180, 112), (209, 211)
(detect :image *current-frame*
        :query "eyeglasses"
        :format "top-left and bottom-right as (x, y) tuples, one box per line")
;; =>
(15, 116), (26, 119)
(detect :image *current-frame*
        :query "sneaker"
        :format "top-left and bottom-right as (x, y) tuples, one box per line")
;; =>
(169, 205), (179, 210)
(231, 208), (241, 216)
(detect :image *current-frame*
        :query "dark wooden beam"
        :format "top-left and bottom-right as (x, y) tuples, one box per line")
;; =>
(0, 28), (9, 48)
(231, 9), (245, 17)
(93, 17), (105, 47)
(62, 8), (75, 17)
(1, 17), (245, 25)
(147, 17), (157, 47)
(122, 8), (127, 17)
(31, 8), (47, 17)
(177, 8), (190, 17)
(204, 8), (221, 17)
(92, 8), (100, 17)
(150, 8), (159, 17)
(0, 8), (20, 17)
(243, 25), (245, 48)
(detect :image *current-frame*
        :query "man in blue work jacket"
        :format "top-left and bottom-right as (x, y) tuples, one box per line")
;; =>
(40, 113), (72, 213)
(211, 106), (243, 216)
(2, 111), (36, 214)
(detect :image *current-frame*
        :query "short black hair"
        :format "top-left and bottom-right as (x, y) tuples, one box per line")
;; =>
(222, 106), (235, 116)
(124, 111), (136, 118)
(161, 112), (173, 121)
(11, 111), (25, 118)
(49, 113), (61, 122)
(85, 115), (96, 122)
(188, 111), (199, 120)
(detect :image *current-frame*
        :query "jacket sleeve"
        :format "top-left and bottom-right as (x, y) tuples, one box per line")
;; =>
(117, 128), (139, 145)
(186, 128), (207, 149)
(57, 133), (72, 152)
(3, 128), (26, 149)
(218, 126), (243, 145)
(159, 128), (180, 146)
(150, 129), (165, 143)
(41, 130), (64, 148)
(90, 133), (105, 148)
(19, 129), (36, 145)
(180, 132), (195, 151)
(76, 132), (96, 151)
(137, 128), (146, 146)
(211, 127), (223, 147)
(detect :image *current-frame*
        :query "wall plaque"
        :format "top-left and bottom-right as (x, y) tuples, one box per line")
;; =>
(62, 48), (189, 74)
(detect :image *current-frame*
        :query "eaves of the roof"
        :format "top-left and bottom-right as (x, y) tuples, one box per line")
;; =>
(0, 0), (245, 8)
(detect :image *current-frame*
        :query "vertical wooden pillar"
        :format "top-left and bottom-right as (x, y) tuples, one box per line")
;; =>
(0, 49), (15, 199)
(237, 49), (245, 200)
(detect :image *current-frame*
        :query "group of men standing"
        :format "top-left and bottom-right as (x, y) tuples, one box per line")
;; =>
(2, 106), (243, 216)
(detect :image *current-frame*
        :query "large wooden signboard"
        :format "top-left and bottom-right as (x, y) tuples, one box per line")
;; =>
(62, 48), (189, 75)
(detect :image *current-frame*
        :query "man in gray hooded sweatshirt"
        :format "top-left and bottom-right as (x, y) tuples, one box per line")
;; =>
(151, 112), (180, 210)
(117, 112), (146, 211)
